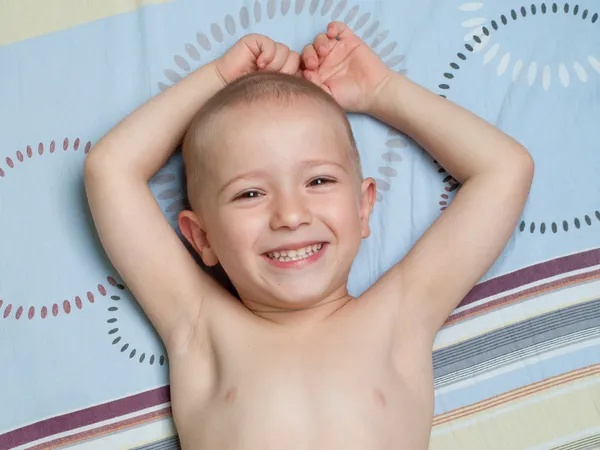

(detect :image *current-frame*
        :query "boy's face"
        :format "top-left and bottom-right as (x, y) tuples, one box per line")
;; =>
(181, 99), (376, 312)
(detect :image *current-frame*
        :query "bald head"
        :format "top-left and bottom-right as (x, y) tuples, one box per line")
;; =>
(181, 72), (361, 210)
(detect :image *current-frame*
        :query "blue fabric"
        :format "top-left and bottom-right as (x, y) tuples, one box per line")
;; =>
(1, 0), (599, 436)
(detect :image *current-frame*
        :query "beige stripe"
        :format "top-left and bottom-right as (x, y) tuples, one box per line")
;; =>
(433, 365), (600, 424)
(1, 0), (175, 46)
(430, 368), (600, 450)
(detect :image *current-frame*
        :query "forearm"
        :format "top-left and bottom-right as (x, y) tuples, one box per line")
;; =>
(369, 72), (531, 183)
(87, 62), (224, 179)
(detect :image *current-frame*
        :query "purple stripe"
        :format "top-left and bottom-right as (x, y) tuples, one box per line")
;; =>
(460, 247), (600, 308)
(0, 386), (170, 450)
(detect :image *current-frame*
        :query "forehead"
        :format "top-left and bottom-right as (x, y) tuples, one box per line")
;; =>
(209, 100), (352, 177)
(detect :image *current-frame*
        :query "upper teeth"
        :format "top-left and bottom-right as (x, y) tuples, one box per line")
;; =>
(267, 243), (323, 261)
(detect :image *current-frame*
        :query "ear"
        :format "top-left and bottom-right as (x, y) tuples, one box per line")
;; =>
(359, 177), (377, 239)
(178, 210), (219, 267)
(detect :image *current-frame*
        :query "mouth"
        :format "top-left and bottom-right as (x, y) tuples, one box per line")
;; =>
(263, 243), (326, 267)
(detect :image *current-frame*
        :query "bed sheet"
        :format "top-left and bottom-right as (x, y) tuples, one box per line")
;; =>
(1, 0), (599, 448)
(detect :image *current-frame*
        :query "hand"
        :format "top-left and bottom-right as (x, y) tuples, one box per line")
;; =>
(301, 22), (392, 113)
(214, 34), (302, 85)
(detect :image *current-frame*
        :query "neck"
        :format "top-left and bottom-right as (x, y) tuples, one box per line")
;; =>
(241, 287), (354, 326)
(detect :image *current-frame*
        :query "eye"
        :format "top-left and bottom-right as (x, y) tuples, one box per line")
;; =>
(234, 190), (263, 201)
(308, 177), (336, 187)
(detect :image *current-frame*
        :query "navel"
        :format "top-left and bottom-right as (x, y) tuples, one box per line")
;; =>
(224, 387), (238, 404)
(373, 388), (386, 408)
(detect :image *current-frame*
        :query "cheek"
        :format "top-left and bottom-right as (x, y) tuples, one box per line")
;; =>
(320, 191), (362, 231)
(217, 208), (265, 252)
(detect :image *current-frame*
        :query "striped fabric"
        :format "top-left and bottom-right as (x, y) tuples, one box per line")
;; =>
(5, 250), (598, 449)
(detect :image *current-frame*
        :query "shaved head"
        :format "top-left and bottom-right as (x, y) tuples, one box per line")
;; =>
(181, 71), (361, 211)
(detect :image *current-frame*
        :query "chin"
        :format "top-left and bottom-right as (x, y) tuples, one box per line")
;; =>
(269, 283), (334, 308)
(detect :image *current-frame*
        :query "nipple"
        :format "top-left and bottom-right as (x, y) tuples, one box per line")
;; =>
(225, 387), (238, 404)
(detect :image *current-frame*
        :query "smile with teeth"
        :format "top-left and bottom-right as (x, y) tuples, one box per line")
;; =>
(266, 243), (323, 262)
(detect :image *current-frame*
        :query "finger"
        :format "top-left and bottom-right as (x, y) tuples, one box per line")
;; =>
(256, 38), (277, 68)
(303, 69), (321, 86)
(279, 51), (301, 75)
(303, 70), (332, 96)
(262, 42), (289, 71)
(313, 33), (336, 58)
(301, 44), (319, 70)
(327, 21), (351, 40)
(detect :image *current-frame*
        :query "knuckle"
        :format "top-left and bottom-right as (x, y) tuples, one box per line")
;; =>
(244, 33), (263, 41)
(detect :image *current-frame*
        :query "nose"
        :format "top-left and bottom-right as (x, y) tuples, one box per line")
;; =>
(269, 190), (312, 231)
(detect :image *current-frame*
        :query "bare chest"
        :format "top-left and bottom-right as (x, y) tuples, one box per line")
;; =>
(170, 304), (434, 450)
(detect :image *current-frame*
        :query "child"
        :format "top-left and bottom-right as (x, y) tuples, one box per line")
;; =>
(84, 22), (533, 450)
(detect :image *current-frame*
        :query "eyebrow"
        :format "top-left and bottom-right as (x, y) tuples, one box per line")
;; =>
(218, 169), (268, 196)
(218, 160), (348, 196)
(303, 160), (348, 172)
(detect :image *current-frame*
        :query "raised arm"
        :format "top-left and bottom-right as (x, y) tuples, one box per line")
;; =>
(302, 22), (534, 343)
(84, 62), (225, 348)
(84, 35), (301, 347)
(370, 73), (534, 340)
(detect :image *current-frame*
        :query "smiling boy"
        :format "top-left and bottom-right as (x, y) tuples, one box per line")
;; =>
(84, 23), (533, 450)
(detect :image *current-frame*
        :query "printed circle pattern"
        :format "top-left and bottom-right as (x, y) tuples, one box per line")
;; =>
(0, 138), (124, 320)
(435, 2), (600, 235)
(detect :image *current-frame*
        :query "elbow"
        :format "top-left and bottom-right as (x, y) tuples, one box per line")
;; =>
(83, 152), (104, 186)
(506, 145), (535, 195)
(516, 145), (535, 183)
(83, 148), (137, 186)
(83, 151), (120, 192)
(486, 143), (534, 193)
(83, 155), (105, 199)
(488, 142), (534, 177)
(502, 140), (534, 178)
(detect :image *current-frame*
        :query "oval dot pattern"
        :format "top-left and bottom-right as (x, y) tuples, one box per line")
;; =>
(106, 291), (167, 367)
(444, 2), (600, 93)
(0, 138), (124, 318)
(435, 3), (600, 234)
(0, 137), (92, 180)
(156, 0), (408, 205)
(0, 276), (119, 320)
(160, 0), (406, 92)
